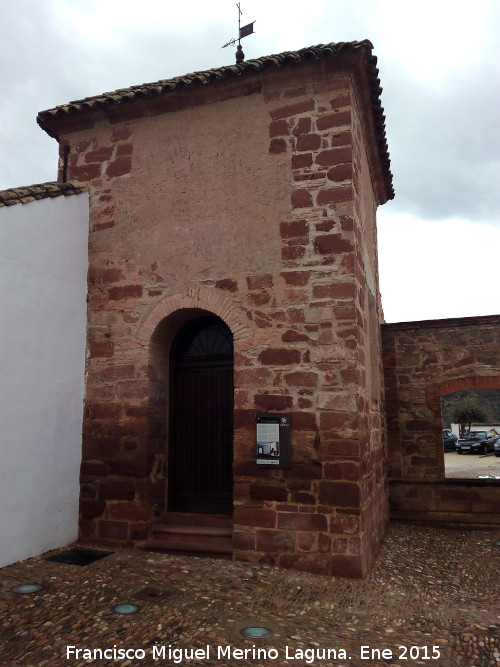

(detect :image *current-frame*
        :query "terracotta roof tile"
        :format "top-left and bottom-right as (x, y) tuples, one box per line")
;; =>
(37, 41), (393, 199)
(0, 182), (87, 208)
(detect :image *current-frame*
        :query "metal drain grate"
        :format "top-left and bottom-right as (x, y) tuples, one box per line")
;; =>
(46, 547), (113, 566)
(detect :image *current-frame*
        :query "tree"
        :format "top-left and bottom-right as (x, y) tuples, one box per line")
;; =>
(450, 396), (488, 434)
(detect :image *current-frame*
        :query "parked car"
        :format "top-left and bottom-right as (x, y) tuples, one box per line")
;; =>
(455, 430), (499, 454)
(443, 429), (458, 451)
(494, 439), (500, 457)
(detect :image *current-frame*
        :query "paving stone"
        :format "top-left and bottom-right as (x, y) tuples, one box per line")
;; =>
(0, 523), (498, 666)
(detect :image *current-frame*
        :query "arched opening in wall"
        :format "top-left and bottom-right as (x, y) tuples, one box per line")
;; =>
(169, 315), (234, 514)
(441, 389), (500, 480)
(148, 309), (234, 518)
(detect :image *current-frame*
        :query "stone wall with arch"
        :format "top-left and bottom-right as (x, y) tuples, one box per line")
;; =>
(382, 315), (500, 526)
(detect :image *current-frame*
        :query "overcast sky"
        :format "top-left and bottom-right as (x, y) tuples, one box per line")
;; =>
(1, 0), (499, 323)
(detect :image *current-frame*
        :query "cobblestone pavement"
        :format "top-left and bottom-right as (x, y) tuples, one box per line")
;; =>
(0, 522), (499, 667)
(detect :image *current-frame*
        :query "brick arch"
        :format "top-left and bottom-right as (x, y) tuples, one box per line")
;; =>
(137, 286), (251, 347)
(426, 375), (500, 413)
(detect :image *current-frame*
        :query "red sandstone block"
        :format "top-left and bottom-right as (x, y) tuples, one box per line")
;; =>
(314, 234), (354, 255)
(283, 462), (322, 479)
(298, 532), (315, 550)
(80, 499), (105, 520)
(233, 531), (256, 550)
(130, 521), (148, 541)
(116, 143), (133, 156)
(318, 481), (360, 508)
(109, 458), (149, 478)
(279, 553), (332, 576)
(98, 481), (135, 501)
(254, 394), (293, 410)
(293, 491), (316, 504)
(330, 93), (351, 109)
(280, 271), (310, 286)
(316, 110), (351, 131)
(89, 340), (114, 358)
(234, 507), (276, 528)
(103, 365), (136, 380)
(312, 282), (355, 299)
(324, 461), (361, 481)
(108, 284), (143, 300)
(316, 186), (352, 206)
(278, 512), (327, 532)
(280, 219), (308, 238)
(248, 292), (271, 306)
(290, 412), (318, 430)
(89, 267), (124, 285)
(281, 329), (309, 342)
(233, 409), (257, 429)
(81, 484), (96, 500)
(85, 147), (113, 163)
(291, 189), (313, 208)
(106, 156), (132, 178)
(247, 274), (273, 289)
(329, 553), (363, 578)
(296, 134), (321, 151)
(269, 138), (287, 154)
(282, 245), (306, 261)
(215, 278), (238, 292)
(330, 514), (359, 534)
(292, 153), (313, 169)
(327, 164), (352, 182)
(98, 520), (128, 541)
(70, 163), (101, 181)
(250, 484), (288, 502)
(269, 119), (289, 137)
(270, 100), (315, 119)
(291, 118), (312, 137)
(234, 367), (273, 386)
(93, 220), (115, 231)
(318, 533), (331, 553)
(316, 220), (335, 232)
(108, 501), (149, 521)
(283, 371), (318, 387)
(256, 529), (294, 552)
(315, 147), (352, 167)
(333, 305), (356, 320)
(331, 131), (352, 147)
(89, 403), (122, 420)
(258, 348), (301, 365)
(80, 460), (108, 477)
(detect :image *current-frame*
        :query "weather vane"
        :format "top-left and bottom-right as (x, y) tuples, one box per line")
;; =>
(222, 3), (255, 64)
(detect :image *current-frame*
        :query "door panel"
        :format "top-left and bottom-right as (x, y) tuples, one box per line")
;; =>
(169, 318), (233, 514)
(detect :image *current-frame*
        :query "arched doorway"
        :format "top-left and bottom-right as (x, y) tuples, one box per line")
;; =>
(169, 316), (234, 514)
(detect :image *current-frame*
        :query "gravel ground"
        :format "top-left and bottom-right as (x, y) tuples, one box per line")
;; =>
(0, 522), (499, 667)
(444, 452), (500, 479)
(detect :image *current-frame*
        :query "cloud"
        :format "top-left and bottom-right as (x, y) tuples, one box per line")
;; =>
(378, 211), (500, 322)
(1, 0), (498, 322)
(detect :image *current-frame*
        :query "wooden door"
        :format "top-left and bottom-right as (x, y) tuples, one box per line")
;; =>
(169, 317), (233, 514)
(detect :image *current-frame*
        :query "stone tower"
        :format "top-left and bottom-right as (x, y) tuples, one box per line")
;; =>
(38, 40), (393, 577)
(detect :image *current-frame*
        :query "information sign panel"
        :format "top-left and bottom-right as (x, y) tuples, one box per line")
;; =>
(256, 413), (291, 468)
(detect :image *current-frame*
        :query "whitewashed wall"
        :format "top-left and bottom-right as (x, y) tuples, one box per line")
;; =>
(0, 193), (88, 567)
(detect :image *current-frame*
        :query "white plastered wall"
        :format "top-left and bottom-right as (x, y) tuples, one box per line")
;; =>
(0, 193), (88, 567)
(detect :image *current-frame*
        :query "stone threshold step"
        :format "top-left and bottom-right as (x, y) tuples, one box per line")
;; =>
(145, 536), (233, 554)
(153, 524), (232, 537)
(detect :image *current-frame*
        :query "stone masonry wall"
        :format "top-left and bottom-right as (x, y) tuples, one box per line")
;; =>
(60, 56), (388, 577)
(382, 315), (500, 527)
